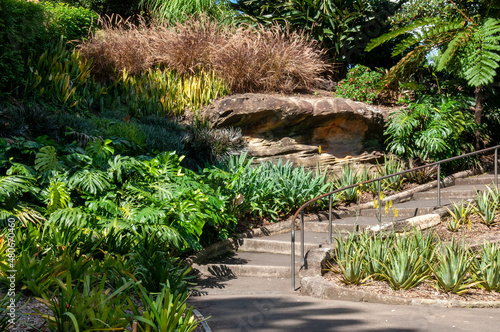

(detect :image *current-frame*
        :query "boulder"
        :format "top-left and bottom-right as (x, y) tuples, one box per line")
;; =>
(203, 93), (394, 168)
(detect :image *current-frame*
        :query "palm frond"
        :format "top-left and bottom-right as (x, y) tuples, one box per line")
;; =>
(1, 203), (46, 227)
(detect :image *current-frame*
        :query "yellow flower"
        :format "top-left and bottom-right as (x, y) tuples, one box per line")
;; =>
(393, 207), (399, 218)
(389, 200), (393, 208)
(373, 198), (379, 209)
(385, 202), (389, 214)
(318, 145), (322, 154)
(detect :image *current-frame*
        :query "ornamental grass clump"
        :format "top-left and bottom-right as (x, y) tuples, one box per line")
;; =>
(79, 15), (329, 93)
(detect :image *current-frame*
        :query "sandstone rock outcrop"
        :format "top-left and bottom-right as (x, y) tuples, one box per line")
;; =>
(203, 93), (393, 168)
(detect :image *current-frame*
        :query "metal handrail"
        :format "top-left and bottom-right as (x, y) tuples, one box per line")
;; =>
(291, 144), (500, 290)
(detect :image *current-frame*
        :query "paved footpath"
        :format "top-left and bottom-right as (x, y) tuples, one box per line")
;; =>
(189, 276), (500, 332)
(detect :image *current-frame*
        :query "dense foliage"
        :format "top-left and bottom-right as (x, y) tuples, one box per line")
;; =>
(384, 95), (477, 163)
(140, 0), (236, 24)
(232, 0), (402, 77)
(0, 0), (97, 95)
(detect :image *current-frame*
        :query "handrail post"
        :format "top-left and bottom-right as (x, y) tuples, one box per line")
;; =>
(437, 163), (441, 207)
(328, 194), (332, 244)
(301, 210), (305, 263)
(291, 216), (295, 290)
(377, 179), (382, 227)
(495, 147), (498, 187)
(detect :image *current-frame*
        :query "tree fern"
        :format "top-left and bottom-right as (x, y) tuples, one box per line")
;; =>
(463, 18), (500, 86)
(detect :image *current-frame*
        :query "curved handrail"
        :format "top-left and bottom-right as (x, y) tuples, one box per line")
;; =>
(291, 144), (500, 290)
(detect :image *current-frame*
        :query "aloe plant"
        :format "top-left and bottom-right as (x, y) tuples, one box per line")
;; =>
(377, 156), (406, 192)
(431, 239), (479, 295)
(474, 188), (499, 226)
(333, 164), (366, 203)
(363, 233), (394, 277)
(472, 242), (500, 292)
(446, 201), (473, 229)
(329, 233), (369, 285)
(377, 235), (432, 290)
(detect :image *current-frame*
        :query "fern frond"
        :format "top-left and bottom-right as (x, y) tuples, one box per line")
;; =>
(382, 45), (430, 85)
(463, 18), (500, 86)
(366, 17), (442, 52)
(437, 26), (475, 71)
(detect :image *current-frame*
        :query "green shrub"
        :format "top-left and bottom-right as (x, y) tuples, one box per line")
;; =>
(384, 94), (477, 163)
(335, 65), (383, 103)
(41, 2), (98, 42)
(227, 155), (332, 221)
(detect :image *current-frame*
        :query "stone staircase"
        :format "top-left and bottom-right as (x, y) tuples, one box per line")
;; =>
(192, 172), (498, 286)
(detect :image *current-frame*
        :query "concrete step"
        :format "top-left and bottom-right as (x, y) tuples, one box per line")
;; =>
(235, 238), (322, 255)
(456, 174), (498, 185)
(359, 198), (466, 217)
(193, 251), (300, 278)
(412, 184), (488, 200)
(303, 216), (406, 233)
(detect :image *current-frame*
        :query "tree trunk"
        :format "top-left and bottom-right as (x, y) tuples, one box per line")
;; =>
(474, 85), (483, 150)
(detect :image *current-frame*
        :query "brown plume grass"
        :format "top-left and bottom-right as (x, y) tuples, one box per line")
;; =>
(79, 15), (329, 93)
